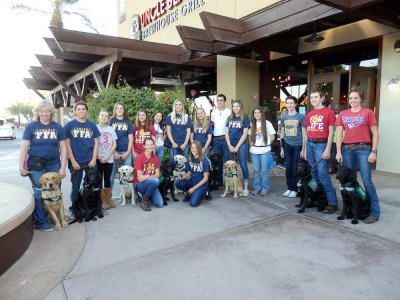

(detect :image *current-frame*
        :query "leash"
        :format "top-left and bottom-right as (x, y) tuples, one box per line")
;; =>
(311, 157), (323, 169)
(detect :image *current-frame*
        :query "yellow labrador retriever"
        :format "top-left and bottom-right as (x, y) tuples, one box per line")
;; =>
(39, 172), (68, 230)
(221, 160), (243, 199)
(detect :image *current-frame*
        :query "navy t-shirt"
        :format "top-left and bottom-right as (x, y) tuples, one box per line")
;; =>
(23, 121), (66, 160)
(166, 113), (191, 145)
(185, 157), (209, 187)
(226, 115), (251, 146)
(109, 118), (133, 152)
(64, 119), (100, 164)
(191, 124), (213, 148)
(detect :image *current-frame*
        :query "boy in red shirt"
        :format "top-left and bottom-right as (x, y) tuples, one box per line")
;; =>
(304, 90), (337, 213)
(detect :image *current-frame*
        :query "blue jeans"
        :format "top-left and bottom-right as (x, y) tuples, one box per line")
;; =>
(135, 178), (163, 208)
(175, 179), (208, 207)
(155, 146), (165, 166)
(306, 141), (337, 205)
(110, 152), (133, 190)
(229, 141), (249, 182)
(283, 143), (302, 191)
(212, 137), (229, 184)
(342, 145), (380, 218)
(30, 160), (61, 229)
(169, 145), (189, 164)
(251, 151), (270, 192)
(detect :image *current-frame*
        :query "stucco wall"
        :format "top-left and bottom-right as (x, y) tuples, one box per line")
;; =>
(377, 32), (400, 173)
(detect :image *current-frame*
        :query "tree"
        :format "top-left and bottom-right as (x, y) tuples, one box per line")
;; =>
(7, 102), (35, 125)
(11, 0), (98, 33)
(85, 79), (185, 123)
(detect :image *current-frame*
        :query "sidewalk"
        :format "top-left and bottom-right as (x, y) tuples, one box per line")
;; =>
(1, 168), (400, 300)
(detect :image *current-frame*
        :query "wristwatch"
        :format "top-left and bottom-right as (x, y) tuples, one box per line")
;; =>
(371, 150), (377, 154)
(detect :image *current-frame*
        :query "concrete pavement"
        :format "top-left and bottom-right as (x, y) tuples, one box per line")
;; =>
(1, 168), (400, 300)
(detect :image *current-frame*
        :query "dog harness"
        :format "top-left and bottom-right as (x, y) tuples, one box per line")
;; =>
(297, 178), (319, 192)
(42, 194), (62, 202)
(340, 184), (368, 201)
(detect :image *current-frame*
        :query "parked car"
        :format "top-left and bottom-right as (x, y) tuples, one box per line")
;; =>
(0, 125), (16, 140)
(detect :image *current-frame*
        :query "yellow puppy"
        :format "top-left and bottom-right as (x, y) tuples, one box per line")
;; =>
(39, 172), (68, 230)
(221, 160), (244, 199)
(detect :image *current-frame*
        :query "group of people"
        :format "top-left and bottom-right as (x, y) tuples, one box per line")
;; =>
(279, 88), (380, 224)
(19, 88), (380, 231)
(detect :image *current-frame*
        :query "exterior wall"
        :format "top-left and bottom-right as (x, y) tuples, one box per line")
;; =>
(377, 32), (400, 173)
(118, 0), (281, 44)
(217, 56), (259, 114)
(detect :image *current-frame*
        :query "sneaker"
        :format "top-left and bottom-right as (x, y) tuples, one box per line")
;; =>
(36, 223), (54, 232)
(251, 190), (260, 195)
(323, 205), (338, 214)
(277, 164), (286, 170)
(260, 190), (269, 196)
(288, 191), (297, 198)
(363, 216), (378, 224)
(282, 190), (292, 197)
(243, 189), (249, 197)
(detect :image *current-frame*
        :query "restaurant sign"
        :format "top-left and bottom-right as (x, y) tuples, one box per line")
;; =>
(131, 0), (206, 40)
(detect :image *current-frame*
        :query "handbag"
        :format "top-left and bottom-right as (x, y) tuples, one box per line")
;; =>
(27, 156), (47, 171)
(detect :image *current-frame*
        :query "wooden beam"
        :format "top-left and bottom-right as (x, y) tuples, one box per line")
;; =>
(81, 76), (89, 100)
(50, 50), (122, 94)
(106, 62), (120, 87)
(74, 81), (82, 96)
(46, 69), (80, 100)
(93, 71), (105, 91)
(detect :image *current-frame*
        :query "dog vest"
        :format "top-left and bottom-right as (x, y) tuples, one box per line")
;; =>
(297, 178), (318, 192)
(42, 194), (62, 202)
(224, 171), (238, 178)
(341, 185), (368, 201)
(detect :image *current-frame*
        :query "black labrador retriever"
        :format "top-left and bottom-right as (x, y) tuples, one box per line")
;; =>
(336, 165), (370, 224)
(208, 152), (220, 191)
(71, 169), (104, 223)
(158, 162), (179, 204)
(296, 158), (328, 213)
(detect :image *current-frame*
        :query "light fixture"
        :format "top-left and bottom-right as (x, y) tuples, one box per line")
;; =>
(304, 23), (324, 44)
(387, 75), (399, 91)
(394, 40), (400, 53)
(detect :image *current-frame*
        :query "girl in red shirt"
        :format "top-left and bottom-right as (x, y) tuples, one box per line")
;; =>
(336, 88), (380, 224)
(132, 109), (156, 159)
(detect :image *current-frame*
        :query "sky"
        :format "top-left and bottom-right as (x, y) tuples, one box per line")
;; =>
(0, 0), (117, 117)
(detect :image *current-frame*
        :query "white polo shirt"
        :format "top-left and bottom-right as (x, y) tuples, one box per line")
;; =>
(211, 108), (231, 136)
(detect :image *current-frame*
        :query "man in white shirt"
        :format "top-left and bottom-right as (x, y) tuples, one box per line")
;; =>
(211, 94), (231, 186)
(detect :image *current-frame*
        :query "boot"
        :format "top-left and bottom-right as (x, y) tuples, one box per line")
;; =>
(104, 188), (116, 208)
(100, 189), (111, 209)
(140, 195), (152, 211)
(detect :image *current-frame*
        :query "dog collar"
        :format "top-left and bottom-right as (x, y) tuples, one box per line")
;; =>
(224, 172), (237, 178)
(43, 195), (62, 202)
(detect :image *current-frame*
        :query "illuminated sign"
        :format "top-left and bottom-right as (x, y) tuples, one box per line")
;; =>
(135, 0), (206, 40)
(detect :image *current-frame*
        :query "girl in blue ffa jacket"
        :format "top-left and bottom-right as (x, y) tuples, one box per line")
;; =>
(225, 99), (250, 196)
(109, 102), (133, 192)
(175, 141), (209, 207)
(190, 107), (213, 157)
(166, 99), (191, 163)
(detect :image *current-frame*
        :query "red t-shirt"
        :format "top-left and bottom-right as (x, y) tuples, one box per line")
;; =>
(335, 108), (377, 144)
(133, 124), (156, 154)
(305, 106), (336, 139)
(133, 153), (160, 183)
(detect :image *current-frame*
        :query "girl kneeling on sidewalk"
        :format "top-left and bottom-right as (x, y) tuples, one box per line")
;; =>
(175, 141), (209, 207)
(133, 138), (163, 211)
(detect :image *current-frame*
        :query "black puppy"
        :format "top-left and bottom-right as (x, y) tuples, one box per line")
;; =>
(158, 163), (179, 204)
(296, 158), (328, 213)
(71, 169), (104, 223)
(208, 152), (220, 190)
(336, 165), (370, 224)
